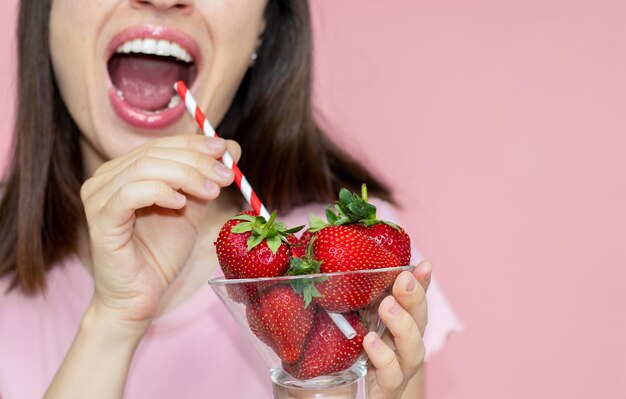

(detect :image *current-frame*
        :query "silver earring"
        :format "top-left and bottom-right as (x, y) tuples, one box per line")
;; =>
(251, 51), (258, 65)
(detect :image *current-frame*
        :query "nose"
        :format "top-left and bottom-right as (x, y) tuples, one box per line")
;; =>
(131, 0), (194, 14)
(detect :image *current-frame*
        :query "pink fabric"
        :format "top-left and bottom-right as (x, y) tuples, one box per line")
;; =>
(0, 201), (461, 398)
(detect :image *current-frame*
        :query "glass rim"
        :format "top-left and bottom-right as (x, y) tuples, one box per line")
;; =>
(207, 265), (415, 286)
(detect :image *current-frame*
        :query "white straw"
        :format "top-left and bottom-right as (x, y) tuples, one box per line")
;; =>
(328, 312), (357, 339)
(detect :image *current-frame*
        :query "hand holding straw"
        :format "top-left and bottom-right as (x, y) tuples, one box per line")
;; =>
(174, 81), (357, 340)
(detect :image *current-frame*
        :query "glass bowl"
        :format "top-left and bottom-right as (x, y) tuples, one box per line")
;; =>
(208, 265), (414, 398)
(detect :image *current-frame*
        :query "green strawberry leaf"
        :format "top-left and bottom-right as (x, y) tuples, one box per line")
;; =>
(266, 235), (282, 254)
(288, 258), (305, 273)
(290, 277), (326, 308)
(309, 215), (328, 232)
(325, 206), (339, 224)
(284, 225), (305, 234)
(236, 209), (306, 254)
(231, 222), (254, 234)
(361, 219), (381, 227)
(332, 184), (379, 223)
(338, 187), (353, 207)
(262, 211), (278, 233)
(246, 234), (264, 251)
(334, 203), (348, 219)
(305, 235), (316, 259)
(273, 220), (287, 231)
(232, 214), (257, 222)
(302, 284), (324, 308)
(287, 254), (322, 275)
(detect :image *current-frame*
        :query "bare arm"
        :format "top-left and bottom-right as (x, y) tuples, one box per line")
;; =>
(45, 303), (146, 398)
(45, 136), (239, 398)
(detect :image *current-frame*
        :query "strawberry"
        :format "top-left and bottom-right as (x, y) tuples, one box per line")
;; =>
(291, 230), (314, 259)
(310, 226), (402, 311)
(351, 223), (411, 265)
(246, 285), (315, 364)
(324, 185), (411, 265)
(283, 310), (367, 380)
(215, 211), (303, 303)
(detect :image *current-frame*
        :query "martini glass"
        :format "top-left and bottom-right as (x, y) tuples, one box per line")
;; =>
(208, 265), (414, 399)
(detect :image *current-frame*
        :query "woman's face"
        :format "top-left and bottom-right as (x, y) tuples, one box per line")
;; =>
(50, 0), (266, 168)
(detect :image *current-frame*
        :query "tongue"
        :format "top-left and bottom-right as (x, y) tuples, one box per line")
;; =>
(109, 55), (184, 111)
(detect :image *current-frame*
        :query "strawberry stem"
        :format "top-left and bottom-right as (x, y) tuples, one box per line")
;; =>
(264, 211), (278, 233)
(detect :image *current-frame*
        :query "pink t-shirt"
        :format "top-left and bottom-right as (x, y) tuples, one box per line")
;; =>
(0, 201), (462, 398)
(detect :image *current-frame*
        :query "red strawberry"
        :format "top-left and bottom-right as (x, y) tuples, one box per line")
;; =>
(215, 211), (303, 303)
(300, 230), (315, 246)
(312, 226), (401, 312)
(324, 185), (411, 265)
(225, 280), (274, 305)
(285, 234), (304, 259)
(351, 223), (411, 265)
(246, 285), (315, 364)
(283, 311), (367, 380)
(291, 230), (314, 259)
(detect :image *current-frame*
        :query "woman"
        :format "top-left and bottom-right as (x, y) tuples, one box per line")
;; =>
(0, 0), (461, 398)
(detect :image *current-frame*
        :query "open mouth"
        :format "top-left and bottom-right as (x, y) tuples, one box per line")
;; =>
(106, 27), (200, 129)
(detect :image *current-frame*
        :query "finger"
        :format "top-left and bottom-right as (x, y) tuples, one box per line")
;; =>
(363, 331), (404, 394)
(86, 157), (221, 215)
(392, 271), (428, 335)
(225, 139), (241, 164)
(93, 135), (228, 178)
(82, 135), (228, 202)
(95, 181), (187, 234)
(83, 148), (233, 207)
(131, 147), (234, 186)
(379, 295), (426, 378)
(413, 260), (432, 292)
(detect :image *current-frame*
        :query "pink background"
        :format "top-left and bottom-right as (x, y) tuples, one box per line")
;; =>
(1, 1), (625, 398)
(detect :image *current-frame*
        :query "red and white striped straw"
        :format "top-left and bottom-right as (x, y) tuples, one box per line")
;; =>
(174, 81), (270, 220)
(174, 81), (357, 340)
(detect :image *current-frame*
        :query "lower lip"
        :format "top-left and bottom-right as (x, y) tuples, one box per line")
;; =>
(108, 85), (186, 130)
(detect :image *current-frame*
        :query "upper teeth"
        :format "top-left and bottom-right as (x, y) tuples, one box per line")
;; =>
(116, 39), (193, 63)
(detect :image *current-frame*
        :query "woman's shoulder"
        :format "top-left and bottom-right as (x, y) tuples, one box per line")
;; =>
(0, 255), (92, 320)
(0, 256), (92, 398)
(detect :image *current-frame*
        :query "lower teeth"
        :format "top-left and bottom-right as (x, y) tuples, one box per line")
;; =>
(167, 95), (181, 109)
(114, 87), (180, 112)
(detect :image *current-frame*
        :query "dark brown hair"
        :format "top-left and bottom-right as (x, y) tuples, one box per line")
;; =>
(0, 0), (392, 294)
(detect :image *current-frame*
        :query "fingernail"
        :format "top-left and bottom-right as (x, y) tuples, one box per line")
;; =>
(404, 273), (417, 292)
(389, 297), (401, 315)
(214, 163), (232, 179)
(204, 180), (218, 194)
(420, 261), (433, 281)
(174, 192), (186, 203)
(367, 333), (381, 350)
(206, 138), (225, 151)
